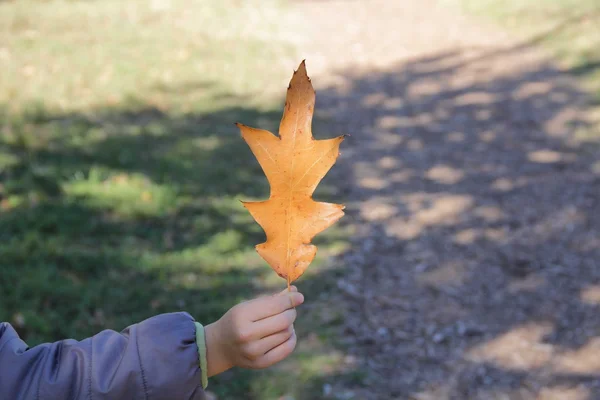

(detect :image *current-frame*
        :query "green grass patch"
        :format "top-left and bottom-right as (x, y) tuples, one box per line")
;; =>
(0, 1), (352, 398)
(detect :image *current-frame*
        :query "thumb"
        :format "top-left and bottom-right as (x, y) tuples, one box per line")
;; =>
(278, 285), (298, 295)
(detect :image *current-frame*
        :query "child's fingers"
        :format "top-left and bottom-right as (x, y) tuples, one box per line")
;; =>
(279, 285), (298, 294)
(244, 326), (294, 359)
(245, 291), (304, 322)
(253, 286), (297, 301)
(252, 308), (297, 338)
(253, 330), (297, 369)
(258, 325), (294, 352)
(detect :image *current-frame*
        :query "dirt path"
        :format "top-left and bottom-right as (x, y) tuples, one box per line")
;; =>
(289, 1), (600, 399)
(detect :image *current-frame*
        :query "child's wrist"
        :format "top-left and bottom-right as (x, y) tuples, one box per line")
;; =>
(205, 321), (234, 377)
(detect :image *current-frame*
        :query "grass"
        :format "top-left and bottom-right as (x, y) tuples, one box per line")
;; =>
(0, 1), (354, 398)
(442, 0), (600, 139)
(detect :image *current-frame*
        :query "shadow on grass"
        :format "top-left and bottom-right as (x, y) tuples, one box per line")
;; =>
(0, 95), (352, 399)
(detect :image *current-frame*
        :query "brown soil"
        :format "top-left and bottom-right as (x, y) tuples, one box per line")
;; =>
(290, 0), (600, 399)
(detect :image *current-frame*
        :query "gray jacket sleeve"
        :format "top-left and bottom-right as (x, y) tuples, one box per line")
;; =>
(0, 312), (207, 400)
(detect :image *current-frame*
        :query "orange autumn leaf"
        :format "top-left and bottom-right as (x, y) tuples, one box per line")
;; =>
(237, 60), (345, 288)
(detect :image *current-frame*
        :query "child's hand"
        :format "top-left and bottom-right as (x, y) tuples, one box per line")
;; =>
(204, 286), (304, 376)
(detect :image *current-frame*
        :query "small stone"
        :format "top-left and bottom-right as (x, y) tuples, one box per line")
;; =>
(12, 313), (25, 328)
(432, 332), (445, 343)
(415, 262), (429, 272)
(376, 327), (389, 337)
(205, 391), (218, 400)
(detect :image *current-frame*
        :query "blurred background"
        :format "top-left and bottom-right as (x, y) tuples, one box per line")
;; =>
(0, 0), (598, 399)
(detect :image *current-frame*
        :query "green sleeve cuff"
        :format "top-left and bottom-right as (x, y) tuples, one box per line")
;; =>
(194, 321), (209, 389)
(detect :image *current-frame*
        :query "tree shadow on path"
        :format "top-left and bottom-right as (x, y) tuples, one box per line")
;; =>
(313, 47), (600, 399)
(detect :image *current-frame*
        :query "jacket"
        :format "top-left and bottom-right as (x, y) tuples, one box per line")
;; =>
(0, 312), (208, 400)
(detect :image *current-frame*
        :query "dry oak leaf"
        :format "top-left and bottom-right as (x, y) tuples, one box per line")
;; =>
(237, 60), (345, 288)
